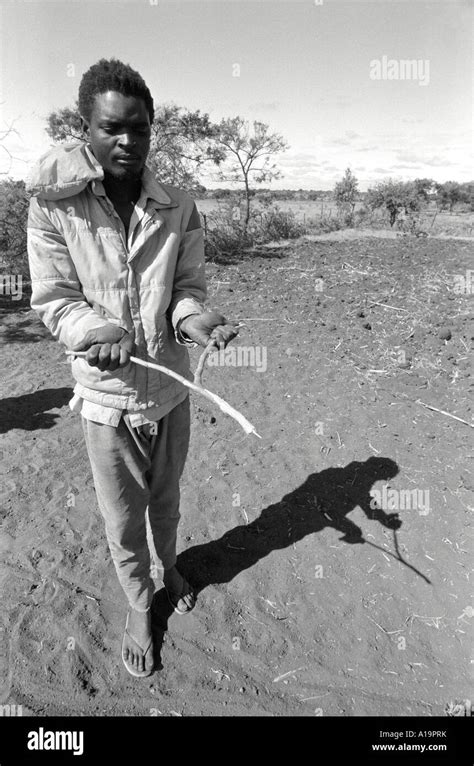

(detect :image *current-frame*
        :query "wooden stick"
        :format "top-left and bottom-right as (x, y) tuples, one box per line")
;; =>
(193, 340), (218, 386)
(368, 300), (409, 312)
(193, 321), (246, 387)
(415, 400), (474, 428)
(65, 350), (261, 438)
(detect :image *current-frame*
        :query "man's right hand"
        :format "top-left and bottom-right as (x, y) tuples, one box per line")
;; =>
(73, 326), (134, 371)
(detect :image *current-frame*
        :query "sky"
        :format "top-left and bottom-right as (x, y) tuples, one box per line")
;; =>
(0, 0), (472, 191)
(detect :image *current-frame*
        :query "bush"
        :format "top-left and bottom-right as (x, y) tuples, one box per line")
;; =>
(366, 180), (420, 227)
(258, 204), (306, 241)
(0, 179), (30, 276)
(353, 206), (372, 227)
(396, 213), (428, 237)
(312, 215), (344, 233)
(202, 202), (306, 261)
(203, 204), (256, 261)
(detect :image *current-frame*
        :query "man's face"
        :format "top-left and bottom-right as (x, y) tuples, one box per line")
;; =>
(82, 91), (151, 180)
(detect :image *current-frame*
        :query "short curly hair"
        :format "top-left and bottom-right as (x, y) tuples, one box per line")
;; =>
(78, 58), (154, 123)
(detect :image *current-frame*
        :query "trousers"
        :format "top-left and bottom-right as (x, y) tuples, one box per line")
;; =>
(81, 396), (191, 611)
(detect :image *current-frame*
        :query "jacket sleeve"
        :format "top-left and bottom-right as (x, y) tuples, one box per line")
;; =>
(169, 201), (207, 347)
(27, 196), (113, 350)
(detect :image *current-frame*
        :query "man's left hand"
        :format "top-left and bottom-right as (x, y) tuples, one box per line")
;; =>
(180, 310), (239, 348)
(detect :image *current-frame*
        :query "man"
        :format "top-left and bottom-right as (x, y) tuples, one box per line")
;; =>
(27, 58), (238, 677)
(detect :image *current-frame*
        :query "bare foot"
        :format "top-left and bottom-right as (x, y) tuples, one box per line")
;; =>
(122, 607), (153, 675)
(163, 565), (195, 613)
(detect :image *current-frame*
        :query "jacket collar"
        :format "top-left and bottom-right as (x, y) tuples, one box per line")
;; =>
(27, 140), (102, 200)
(140, 167), (178, 208)
(91, 164), (177, 209)
(28, 140), (178, 207)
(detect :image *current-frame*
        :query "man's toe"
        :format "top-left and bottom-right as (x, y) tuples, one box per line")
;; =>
(145, 650), (154, 672)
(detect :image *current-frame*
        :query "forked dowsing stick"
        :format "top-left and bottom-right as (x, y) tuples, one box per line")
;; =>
(65, 347), (261, 438)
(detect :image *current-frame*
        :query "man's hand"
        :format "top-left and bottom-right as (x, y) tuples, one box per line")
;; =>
(383, 513), (402, 530)
(73, 325), (134, 371)
(179, 310), (239, 348)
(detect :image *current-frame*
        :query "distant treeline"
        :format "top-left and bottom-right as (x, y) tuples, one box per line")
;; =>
(197, 183), (474, 207)
(197, 188), (338, 201)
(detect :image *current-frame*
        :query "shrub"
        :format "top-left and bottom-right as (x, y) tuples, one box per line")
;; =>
(202, 202), (305, 261)
(258, 204), (306, 241)
(312, 215), (344, 233)
(353, 206), (372, 227)
(203, 204), (256, 261)
(0, 179), (30, 276)
(366, 180), (420, 227)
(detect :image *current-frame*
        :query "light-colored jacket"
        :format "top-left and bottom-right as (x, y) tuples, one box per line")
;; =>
(27, 141), (206, 412)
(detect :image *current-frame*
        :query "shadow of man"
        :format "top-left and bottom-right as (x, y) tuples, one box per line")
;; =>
(0, 387), (73, 434)
(177, 456), (401, 591)
(151, 456), (410, 661)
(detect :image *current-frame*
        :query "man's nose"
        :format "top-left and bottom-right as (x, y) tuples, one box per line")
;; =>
(118, 133), (136, 146)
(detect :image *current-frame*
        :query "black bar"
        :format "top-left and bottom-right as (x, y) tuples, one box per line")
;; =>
(0, 715), (471, 764)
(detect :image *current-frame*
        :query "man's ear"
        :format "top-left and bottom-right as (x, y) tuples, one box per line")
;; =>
(80, 116), (90, 139)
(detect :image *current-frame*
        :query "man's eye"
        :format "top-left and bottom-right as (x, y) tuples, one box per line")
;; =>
(101, 127), (148, 136)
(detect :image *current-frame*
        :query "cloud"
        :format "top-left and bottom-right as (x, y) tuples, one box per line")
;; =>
(401, 117), (424, 124)
(317, 98), (355, 109)
(396, 151), (424, 163)
(330, 137), (351, 146)
(248, 101), (280, 112)
(278, 153), (323, 170)
(329, 131), (361, 147)
(396, 151), (454, 168)
(422, 156), (452, 167)
(392, 163), (424, 170)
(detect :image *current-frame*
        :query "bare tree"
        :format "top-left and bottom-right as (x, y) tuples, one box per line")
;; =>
(0, 116), (25, 176)
(215, 117), (288, 229)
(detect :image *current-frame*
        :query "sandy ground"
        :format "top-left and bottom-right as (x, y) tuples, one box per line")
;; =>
(0, 235), (472, 716)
